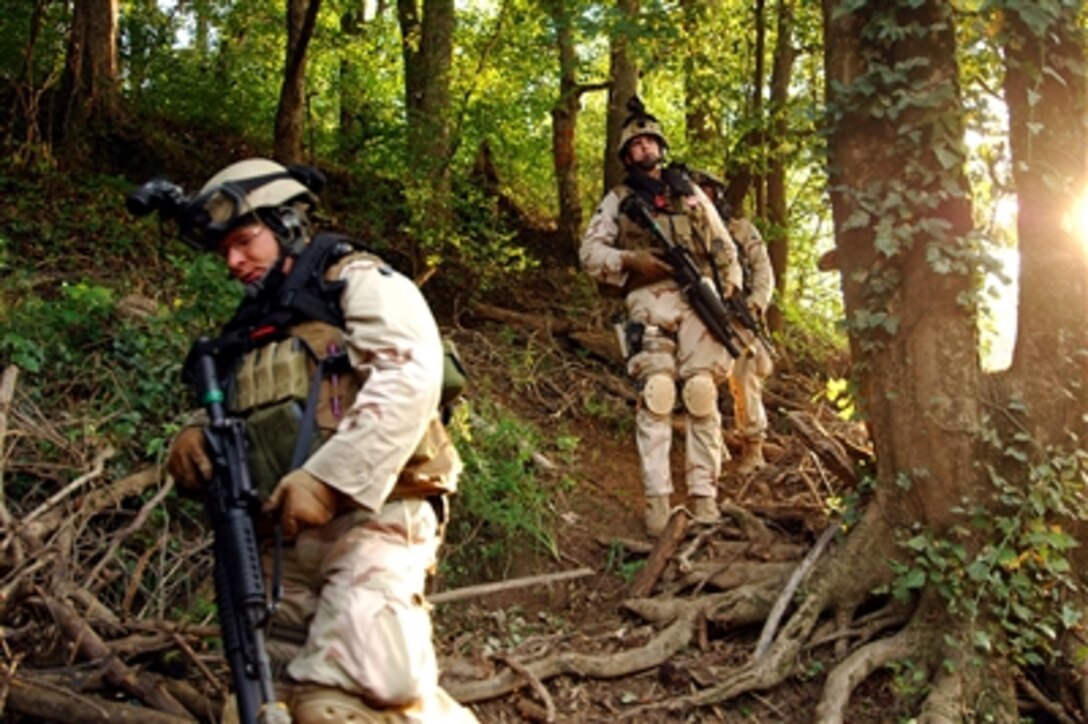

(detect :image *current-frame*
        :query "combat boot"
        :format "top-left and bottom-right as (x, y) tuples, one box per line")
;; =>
(292, 685), (401, 723)
(644, 495), (670, 538)
(690, 496), (721, 524)
(736, 438), (766, 475)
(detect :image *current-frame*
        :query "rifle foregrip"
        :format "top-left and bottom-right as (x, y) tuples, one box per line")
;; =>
(216, 510), (267, 613)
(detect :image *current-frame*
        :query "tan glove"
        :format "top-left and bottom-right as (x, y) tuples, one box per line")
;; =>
(262, 469), (343, 538)
(166, 426), (213, 490)
(622, 250), (674, 287)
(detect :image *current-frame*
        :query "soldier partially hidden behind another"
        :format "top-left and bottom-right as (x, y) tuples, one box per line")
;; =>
(690, 169), (776, 474)
(580, 97), (743, 538)
(161, 158), (478, 723)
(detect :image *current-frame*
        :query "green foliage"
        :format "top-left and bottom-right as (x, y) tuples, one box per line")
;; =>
(887, 428), (1088, 668)
(605, 540), (645, 582)
(414, 180), (537, 294)
(0, 164), (240, 477)
(823, 377), (857, 421)
(886, 659), (929, 699)
(442, 400), (566, 585)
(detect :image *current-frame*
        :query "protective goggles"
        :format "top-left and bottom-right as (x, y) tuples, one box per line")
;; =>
(178, 172), (294, 251)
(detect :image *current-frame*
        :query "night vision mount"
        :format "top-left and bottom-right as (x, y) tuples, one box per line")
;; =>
(125, 178), (190, 222)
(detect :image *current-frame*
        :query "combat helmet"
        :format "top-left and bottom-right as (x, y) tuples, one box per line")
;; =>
(617, 96), (669, 161)
(688, 168), (726, 191)
(179, 158), (324, 253)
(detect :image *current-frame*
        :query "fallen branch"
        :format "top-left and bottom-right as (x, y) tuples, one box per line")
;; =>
(471, 303), (572, 336)
(87, 476), (172, 593)
(0, 365), (19, 526)
(494, 653), (557, 722)
(785, 411), (857, 487)
(5, 673), (195, 723)
(754, 522), (839, 660)
(430, 567), (595, 604)
(36, 591), (190, 718)
(629, 509), (689, 597)
(23, 445), (116, 526)
(22, 465), (161, 544)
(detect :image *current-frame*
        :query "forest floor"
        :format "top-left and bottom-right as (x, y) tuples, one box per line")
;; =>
(425, 263), (895, 723)
(0, 168), (895, 721)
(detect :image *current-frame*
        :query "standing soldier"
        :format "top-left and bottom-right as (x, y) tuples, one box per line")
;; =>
(155, 158), (477, 723)
(691, 169), (776, 474)
(580, 98), (742, 538)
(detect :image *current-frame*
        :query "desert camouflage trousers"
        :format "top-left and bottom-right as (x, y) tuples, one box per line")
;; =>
(261, 498), (477, 722)
(729, 336), (773, 440)
(625, 280), (734, 499)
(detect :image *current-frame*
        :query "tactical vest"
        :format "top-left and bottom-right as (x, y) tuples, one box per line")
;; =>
(614, 185), (726, 284)
(199, 233), (460, 500)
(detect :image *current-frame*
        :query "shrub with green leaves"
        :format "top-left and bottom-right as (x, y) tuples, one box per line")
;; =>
(442, 400), (562, 585)
(887, 433), (1088, 668)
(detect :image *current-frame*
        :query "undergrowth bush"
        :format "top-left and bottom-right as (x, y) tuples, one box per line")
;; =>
(441, 399), (565, 587)
(0, 165), (242, 483)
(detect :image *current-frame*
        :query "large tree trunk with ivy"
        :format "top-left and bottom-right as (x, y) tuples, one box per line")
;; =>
(60, 0), (119, 152)
(998, 2), (1088, 708)
(602, 0), (639, 194)
(274, 0), (322, 164)
(1001, 2), (1088, 441)
(397, 0), (454, 276)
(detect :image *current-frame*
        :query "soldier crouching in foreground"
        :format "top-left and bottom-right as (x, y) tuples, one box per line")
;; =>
(135, 158), (478, 723)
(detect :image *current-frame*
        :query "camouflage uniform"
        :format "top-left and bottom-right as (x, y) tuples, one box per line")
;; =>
(580, 183), (742, 502)
(725, 217), (775, 444)
(233, 253), (476, 722)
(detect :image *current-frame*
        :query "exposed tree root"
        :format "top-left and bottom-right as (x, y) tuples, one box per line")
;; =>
(815, 624), (924, 723)
(444, 607), (700, 703)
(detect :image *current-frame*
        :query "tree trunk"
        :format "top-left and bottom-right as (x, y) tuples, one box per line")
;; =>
(397, 0), (454, 272)
(682, 0), (719, 163)
(61, 0), (119, 146)
(274, 0), (322, 164)
(1001, 2), (1088, 444)
(603, 0), (639, 194)
(763, 0), (795, 334)
(722, 0), (766, 218)
(824, 0), (979, 530)
(543, 0), (584, 260)
(337, 3), (366, 157)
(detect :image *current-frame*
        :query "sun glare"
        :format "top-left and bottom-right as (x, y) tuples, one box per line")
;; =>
(1065, 189), (1088, 254)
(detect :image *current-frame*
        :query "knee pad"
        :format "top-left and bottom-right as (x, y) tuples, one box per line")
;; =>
(682, 374), (718, 418)
(641, 373), (676, 416)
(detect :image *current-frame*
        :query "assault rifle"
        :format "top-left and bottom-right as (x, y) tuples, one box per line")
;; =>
(189, 340), (291, 724)
(723, 292), (778, 359)
(619, 194), (743, 358)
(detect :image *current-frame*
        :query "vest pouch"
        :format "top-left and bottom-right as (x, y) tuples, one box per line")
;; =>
(243, 400), (328, 500)
(441, 337), (468, 407)
(230, 338), (313, 414)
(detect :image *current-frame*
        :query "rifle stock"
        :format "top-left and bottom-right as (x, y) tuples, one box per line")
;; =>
(619, 195), (743, 358)
(191, 340), (291, 724)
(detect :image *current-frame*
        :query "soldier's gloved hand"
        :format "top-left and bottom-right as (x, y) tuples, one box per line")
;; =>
(262, 469), (343, 538)
(623, 250), (673, 285)
(166, 426), (213, 490)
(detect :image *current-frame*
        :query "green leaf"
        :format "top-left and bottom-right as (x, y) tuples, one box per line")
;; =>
(934, 145), (960, 169)
(900, 568), (927, 590)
